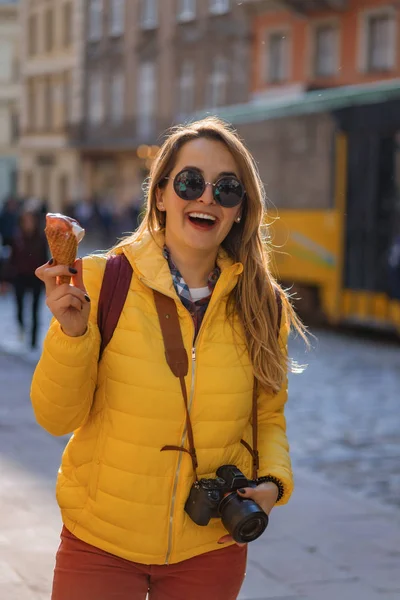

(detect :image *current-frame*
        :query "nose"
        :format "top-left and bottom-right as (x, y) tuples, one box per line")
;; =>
(198, 182), (215, 205)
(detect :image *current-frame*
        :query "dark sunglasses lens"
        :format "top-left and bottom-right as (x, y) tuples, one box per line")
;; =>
(214, 178), (244, 207)
(174, 170), (204, 201)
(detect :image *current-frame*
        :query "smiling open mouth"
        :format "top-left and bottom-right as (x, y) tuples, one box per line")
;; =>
(187, 212), (217, 230)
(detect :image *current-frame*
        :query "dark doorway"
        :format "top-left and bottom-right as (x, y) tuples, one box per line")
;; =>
(335, 99), (400, 297)
(344, 131), (398, 293)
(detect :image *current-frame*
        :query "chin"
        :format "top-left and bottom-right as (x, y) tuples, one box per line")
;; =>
(186, 238), (220, 252)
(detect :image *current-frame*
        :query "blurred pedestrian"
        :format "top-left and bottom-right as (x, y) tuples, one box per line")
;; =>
(97, 194), (115, 243)
(9, 210), (48, 348)
(0, 195), (20, 246)
(32, 117), (306, 600)
(74, 198), (94, 230)
(0, 196), (20, 293)
(128, 193), (144, 230)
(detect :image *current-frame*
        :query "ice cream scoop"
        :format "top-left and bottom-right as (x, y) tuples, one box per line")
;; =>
(45, 213), (85, 284)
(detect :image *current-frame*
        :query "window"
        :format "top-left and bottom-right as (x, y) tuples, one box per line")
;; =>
(140, 0), (158, 30)
(28, 14), (37, 56)
(45, 9), (54, 52)
(88, 0), (103, 41)
(63, 2), (73, 47)
(178, 0), (196, 22)
(268, 32), (288, 83)
(88, 72), (104, 124)
(110, 0), (124, 36)
(314, 24), (338, 77)
(10, 112), (19, 143)
(179, 60), (195, 115)
(63, 72), (72, 125)
(0, 40), (12, 82)
(366, 13), (396, 71)
(12, 46), (19, 82)
(110, 72), (124, 123)
(137, 62), (156, 138)
(41, 168), (51, 202)
(59, 174), (69, 205)
(44, 78), (53, 130)
(24, 172), (33, 196)
(209, 0), (230, 15)
(27, 80), (36, 130)
(207, 56), (228, 107)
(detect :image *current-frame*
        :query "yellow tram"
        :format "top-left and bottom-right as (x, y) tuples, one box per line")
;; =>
(215, 81), (400, 333)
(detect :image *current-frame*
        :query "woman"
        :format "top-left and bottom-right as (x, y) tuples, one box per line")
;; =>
(10, 210), (47, 348)
(32, 118), (305, 600)
(0, 196), (20, 293)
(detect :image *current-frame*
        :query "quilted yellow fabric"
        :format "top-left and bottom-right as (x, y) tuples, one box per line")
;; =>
(30, 231), (293, 565)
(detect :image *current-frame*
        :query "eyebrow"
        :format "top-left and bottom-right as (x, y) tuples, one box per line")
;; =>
(182, 166), (239, 179)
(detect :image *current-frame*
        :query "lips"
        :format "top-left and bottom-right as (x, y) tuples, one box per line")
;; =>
(186, 212), (218, 231)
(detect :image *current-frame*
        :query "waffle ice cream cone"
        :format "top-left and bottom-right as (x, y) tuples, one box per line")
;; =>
(45, 213), (85, 284)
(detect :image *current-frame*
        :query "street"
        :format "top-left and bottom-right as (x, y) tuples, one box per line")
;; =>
(287, 329), (400, 509)
(0, 291), (400, 599)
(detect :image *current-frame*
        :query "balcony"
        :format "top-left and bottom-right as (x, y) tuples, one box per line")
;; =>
(244, 0), (348, 14)
(67, 117), (175, 151)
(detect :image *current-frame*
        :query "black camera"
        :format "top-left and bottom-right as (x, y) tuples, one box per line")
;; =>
(184, 465), (268, 544)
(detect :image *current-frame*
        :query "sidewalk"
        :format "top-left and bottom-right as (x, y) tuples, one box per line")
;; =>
(0, 289), (50, 363)
(1, 353), (399, 599)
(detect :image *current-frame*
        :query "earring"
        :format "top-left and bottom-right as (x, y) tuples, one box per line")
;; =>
(235, 216), (241, 223)
(157, 203), (165, 211)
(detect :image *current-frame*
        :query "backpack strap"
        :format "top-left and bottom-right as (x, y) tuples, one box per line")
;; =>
(98, 254), (133, 360)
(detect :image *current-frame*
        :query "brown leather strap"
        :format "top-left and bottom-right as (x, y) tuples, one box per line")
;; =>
(153, 290), (198, 478)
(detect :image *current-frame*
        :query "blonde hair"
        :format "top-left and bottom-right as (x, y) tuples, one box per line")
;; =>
(119, 117), (306, 392)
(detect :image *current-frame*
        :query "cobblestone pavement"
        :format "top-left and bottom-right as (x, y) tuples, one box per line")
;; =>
(287, 329), (400, 509)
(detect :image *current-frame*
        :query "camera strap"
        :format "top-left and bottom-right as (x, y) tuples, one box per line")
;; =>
(154, 287), (282, 483)
(153, 289), (199, 480)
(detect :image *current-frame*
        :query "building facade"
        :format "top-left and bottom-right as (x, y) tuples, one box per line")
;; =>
(220, 0), (400, 330)
(18, 0), (85, 212)
(224, 0), (400, 212)
(72, 0), (254, 208)
(0, 0), (20, 206)
(250, 0), (399, 98)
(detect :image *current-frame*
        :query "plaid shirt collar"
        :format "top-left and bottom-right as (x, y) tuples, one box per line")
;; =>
(162, 245), (220, 311)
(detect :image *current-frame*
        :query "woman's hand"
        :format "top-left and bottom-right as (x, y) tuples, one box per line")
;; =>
(218, 481), (279, 546)
(35, 258), (91, 338)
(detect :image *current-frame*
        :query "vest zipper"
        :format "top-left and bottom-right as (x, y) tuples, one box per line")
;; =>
(165, 344), (196, 564)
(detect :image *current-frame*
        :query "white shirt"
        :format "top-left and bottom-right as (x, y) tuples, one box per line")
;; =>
(189, 286), (210, 302)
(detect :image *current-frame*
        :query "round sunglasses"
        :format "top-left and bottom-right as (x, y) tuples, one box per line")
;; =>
(164, 168), (245, 208)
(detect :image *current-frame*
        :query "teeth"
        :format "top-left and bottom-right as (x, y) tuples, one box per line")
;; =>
(188, 213), (216, 221)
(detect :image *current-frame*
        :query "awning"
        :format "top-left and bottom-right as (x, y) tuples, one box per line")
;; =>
(194, 79), (400, 125)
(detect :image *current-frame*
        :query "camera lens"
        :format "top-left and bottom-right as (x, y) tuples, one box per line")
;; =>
(237, 517), (265, 542)
(219, 493), (268, 544)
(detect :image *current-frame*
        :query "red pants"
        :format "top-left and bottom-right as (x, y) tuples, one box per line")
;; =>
(51, 526), (247, 600)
